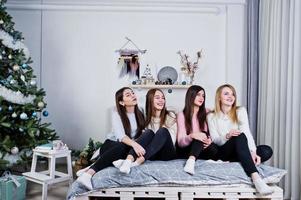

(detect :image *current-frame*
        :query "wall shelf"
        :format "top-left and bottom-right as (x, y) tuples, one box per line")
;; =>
(130, 84), (191, 89)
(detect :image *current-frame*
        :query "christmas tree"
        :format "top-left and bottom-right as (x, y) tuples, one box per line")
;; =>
(0, 0), (58, 169)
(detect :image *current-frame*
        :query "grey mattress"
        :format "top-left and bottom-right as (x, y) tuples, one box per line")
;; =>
(67, 159), (286, 199)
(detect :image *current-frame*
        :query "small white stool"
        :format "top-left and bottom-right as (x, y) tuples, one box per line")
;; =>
(23, 148), (73, 200)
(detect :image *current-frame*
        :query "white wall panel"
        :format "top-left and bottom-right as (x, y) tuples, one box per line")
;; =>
(7, 0), (247, 149)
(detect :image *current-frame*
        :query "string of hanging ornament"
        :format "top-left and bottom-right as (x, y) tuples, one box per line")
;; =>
(116, 37), (147, 80)
(115, 37), (147, 58)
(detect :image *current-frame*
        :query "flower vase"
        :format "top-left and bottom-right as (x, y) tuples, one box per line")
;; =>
(185, 73), (194, 85)
(180, 71), (186, 84)
(182, 73), (191, 85)
(189, 74), (194, 85)
(180, 71), (194, 85)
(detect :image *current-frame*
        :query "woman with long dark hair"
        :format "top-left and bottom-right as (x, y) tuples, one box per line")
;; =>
(113, 88), (177, 174)
(177, 85), (218, 175)
(76, 87), (145, 190)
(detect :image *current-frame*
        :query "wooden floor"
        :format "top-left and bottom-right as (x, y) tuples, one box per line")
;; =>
(24, 162), (71, 200)
(26, 181), (69, 200)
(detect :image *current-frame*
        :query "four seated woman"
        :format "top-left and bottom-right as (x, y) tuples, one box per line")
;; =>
(76, 85), (274, 196)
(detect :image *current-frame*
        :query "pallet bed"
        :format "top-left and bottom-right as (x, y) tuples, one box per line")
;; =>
(74, 185), (283, 200)
(67, 160), (286, 200)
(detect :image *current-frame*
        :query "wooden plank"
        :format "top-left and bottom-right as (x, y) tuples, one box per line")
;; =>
(119, 191), (134, 200)
(180, 192), (194, 200)
(23, 172), (52, 182)
(80, 185), (283, 200)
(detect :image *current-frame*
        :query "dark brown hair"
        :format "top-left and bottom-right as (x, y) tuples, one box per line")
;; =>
(183, 85), (206, 134)
(115, 87), (145, 138)
(145, 88), (168, 127)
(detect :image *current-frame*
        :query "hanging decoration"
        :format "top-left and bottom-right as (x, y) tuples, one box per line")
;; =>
(116, 37), (146, 81)
(115, 37), (147, 56)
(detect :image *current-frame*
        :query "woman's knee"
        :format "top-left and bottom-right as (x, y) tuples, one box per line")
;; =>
(238, 132), (247, 138)
(156, 127), (170, 137)
(144, 129), (155, 135)
(118, 142), (130, 151)
(140, 130), (155, 139)
(235, 132), (247, 142)
(257, 145), (273, 162)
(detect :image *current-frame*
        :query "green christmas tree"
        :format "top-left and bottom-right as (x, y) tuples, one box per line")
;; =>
(0, 0), (58, 169)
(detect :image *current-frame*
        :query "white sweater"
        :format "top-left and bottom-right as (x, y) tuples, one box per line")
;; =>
(207, 107), (257, 152)
(107, 109), (138, 141)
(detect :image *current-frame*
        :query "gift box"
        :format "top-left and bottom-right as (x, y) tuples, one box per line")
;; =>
(0, 172), (27, 200)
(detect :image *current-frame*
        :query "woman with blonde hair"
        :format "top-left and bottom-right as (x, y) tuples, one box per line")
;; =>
(207, 84), (273, 195)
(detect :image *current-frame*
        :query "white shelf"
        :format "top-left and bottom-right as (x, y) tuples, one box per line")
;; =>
(23, 172), (52, 182)
(131, 84), (191, 89)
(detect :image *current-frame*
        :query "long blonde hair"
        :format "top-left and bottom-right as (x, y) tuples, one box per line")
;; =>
(214, 84), (238, 123)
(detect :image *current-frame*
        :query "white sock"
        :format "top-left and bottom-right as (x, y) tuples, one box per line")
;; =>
(131, 161), (140, 167)
(112, 159), (125, 169)
(119, 159), (132, 174)
(76, 165), (91, 177)
(253, 177), (274, 195)
(77, 172), (93, 190)
(184, 158), (195, 175)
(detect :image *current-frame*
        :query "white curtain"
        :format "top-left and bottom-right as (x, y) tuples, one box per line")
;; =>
(258, 0), (301, 199)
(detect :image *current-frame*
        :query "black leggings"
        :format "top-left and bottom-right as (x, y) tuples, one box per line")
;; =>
(256, 145), (273, 163)
(216, 133), (273, 176)
(176, 139), (219, 160)
(90, 139), (130, 172)
(128, 128), (177, 161)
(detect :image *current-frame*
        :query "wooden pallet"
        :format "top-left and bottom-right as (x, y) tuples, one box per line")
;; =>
(74, 185), (283, 200)
(180, 185), (283, 200)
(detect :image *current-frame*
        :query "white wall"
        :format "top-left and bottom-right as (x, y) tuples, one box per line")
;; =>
(7, 0), (247, 150)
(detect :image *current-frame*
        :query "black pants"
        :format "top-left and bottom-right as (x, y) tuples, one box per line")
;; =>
(129, 128), (177, 161)
(90, 139), (131, 172)
(176, 139), (219, 160)
(216, 133), (274, 176)
(256, 145), (273, 163)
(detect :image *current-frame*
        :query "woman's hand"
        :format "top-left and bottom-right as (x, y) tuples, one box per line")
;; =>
(251, 151), (261, 165)
(190, 132), (212, 149)
(132, 142), (145, 157)
(203, 137), (213, 149)
(226, 129), (241, 139)
(190, 132), (208, 143)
